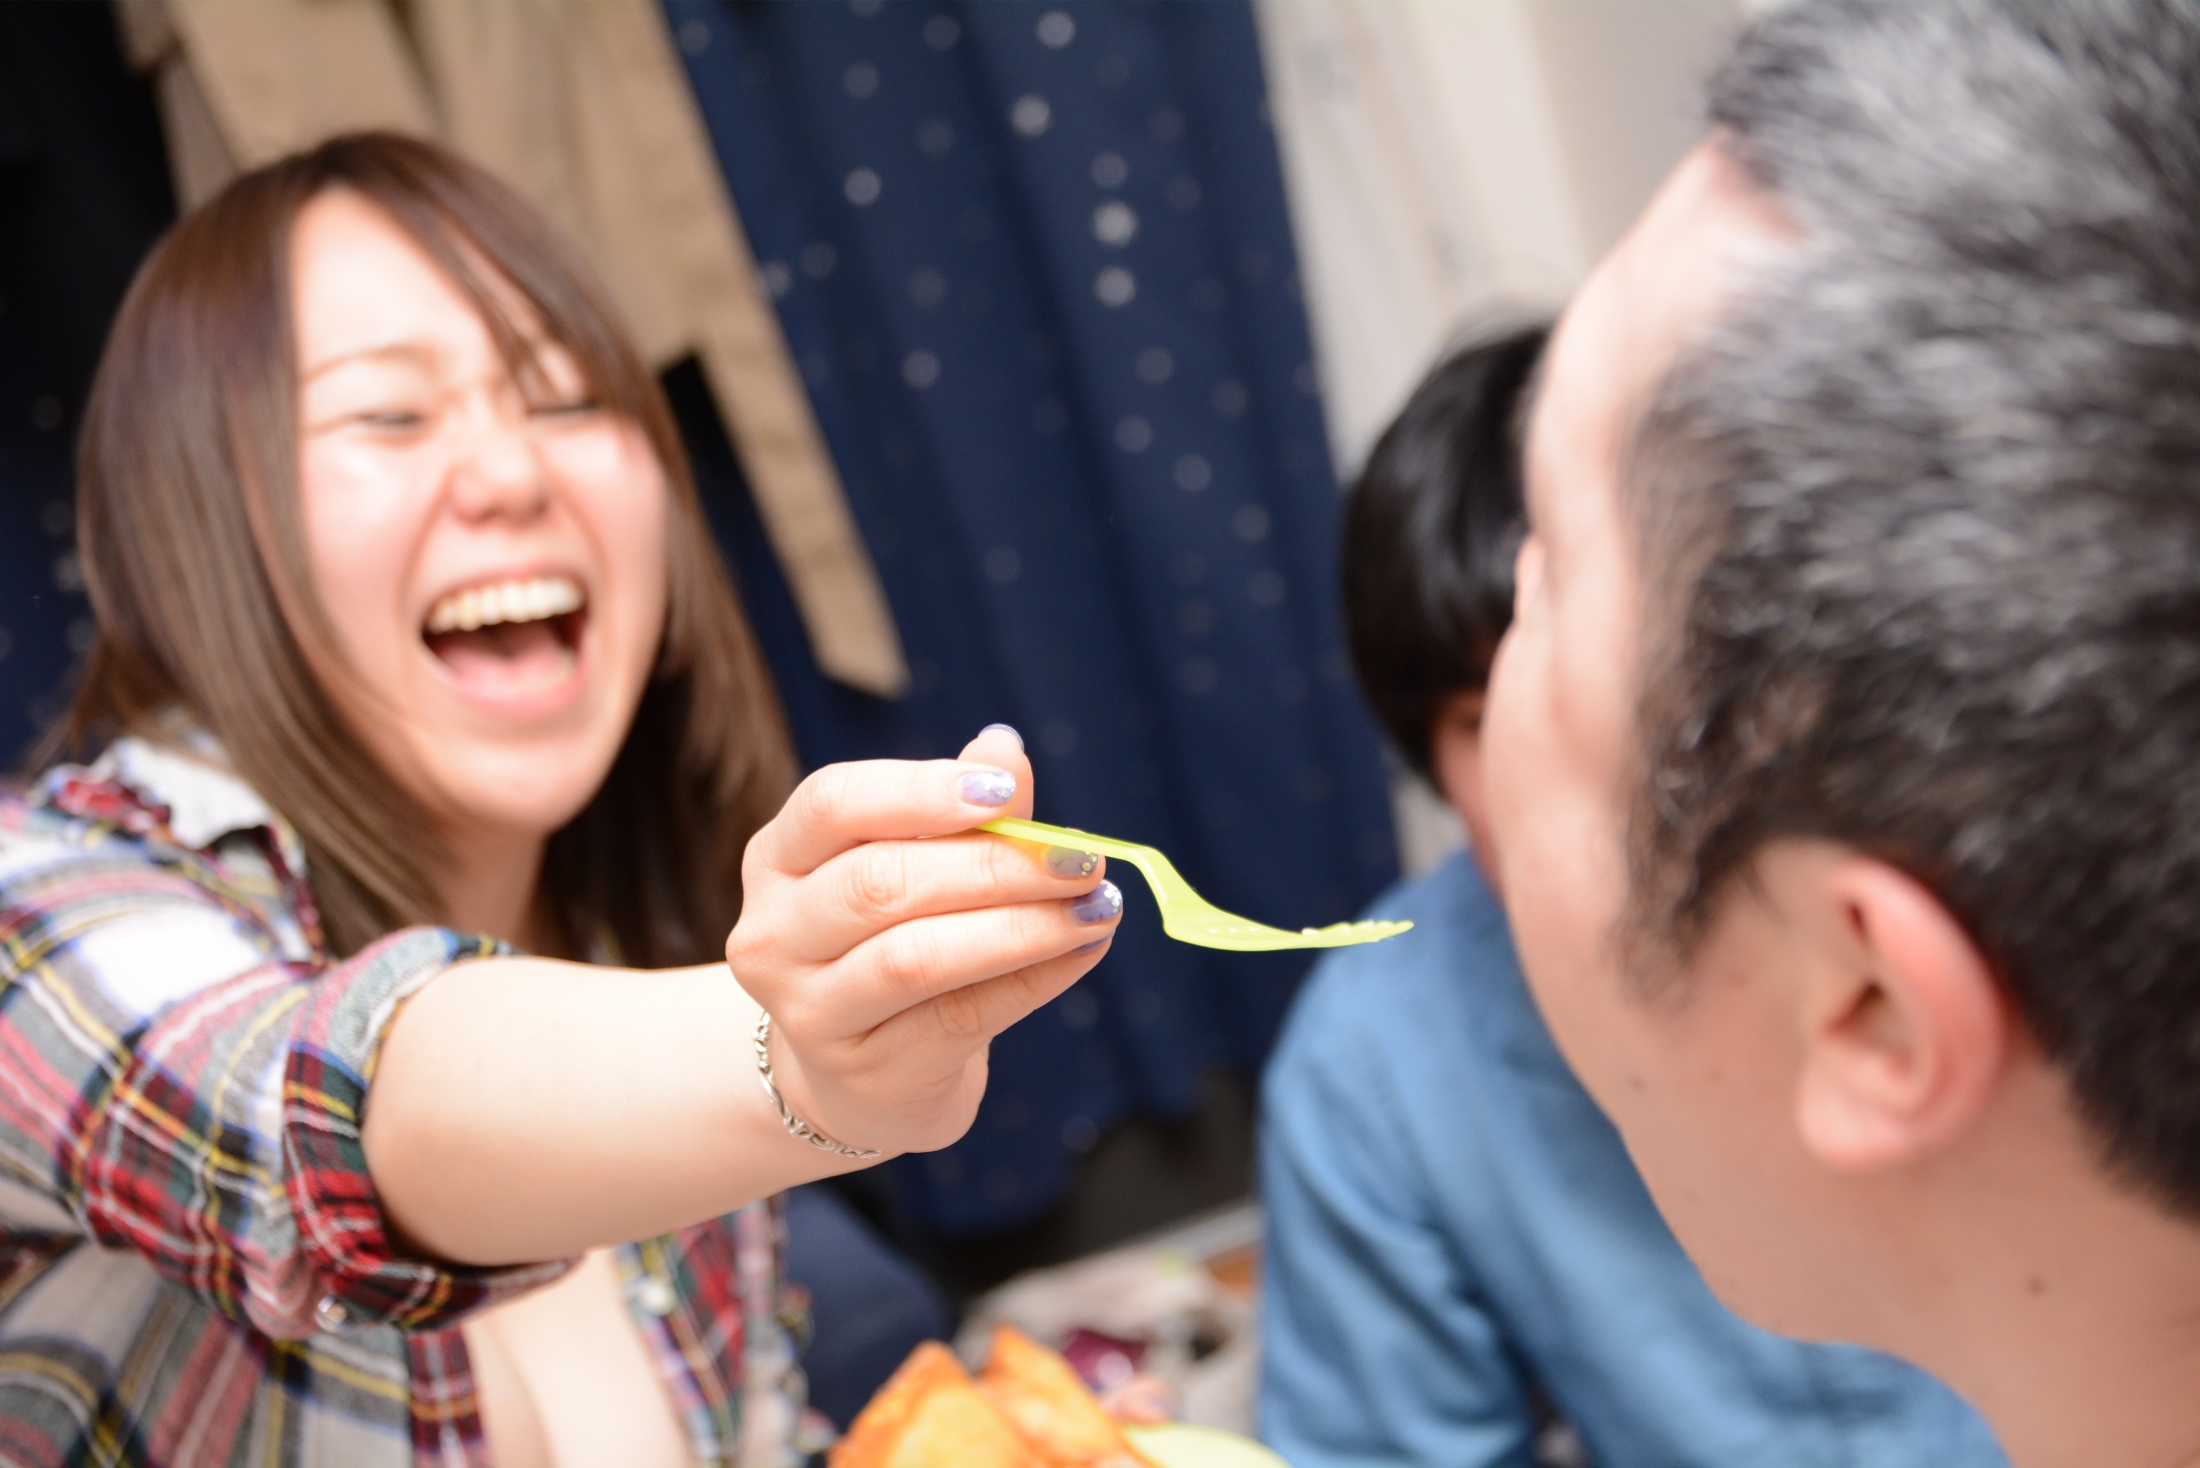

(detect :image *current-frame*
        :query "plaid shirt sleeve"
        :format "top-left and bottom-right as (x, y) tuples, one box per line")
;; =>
(0, 801), (571, 1342)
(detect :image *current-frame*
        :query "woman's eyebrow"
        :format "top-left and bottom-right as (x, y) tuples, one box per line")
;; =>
(300, 339), (439, 383)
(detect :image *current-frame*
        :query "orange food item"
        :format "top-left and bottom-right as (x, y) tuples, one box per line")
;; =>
(830, 1329), (1161, 1468)
(978, 1325), (1156, 1468)
(831, 1343), (1048, 1468)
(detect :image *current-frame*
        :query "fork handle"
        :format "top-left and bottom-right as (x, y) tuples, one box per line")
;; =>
(978, 816), (1159, 871)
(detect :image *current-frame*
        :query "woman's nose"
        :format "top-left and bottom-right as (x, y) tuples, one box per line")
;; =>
(447, 409), (553, 522)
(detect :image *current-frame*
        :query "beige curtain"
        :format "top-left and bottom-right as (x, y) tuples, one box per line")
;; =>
(1256, 0), (1744, 873)
(114, 0), (910, 699)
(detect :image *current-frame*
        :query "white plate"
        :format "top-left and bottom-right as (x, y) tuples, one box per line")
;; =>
(1124, 1424), (1291, 1468)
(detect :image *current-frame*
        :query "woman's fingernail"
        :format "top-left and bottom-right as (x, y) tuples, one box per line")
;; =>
(959, 769), (1017, 807)
(980, 722), (1024, 749)
(1072, 937), (1112, 955)
(1070, 880), (1123, 924)
(1047, 846), (1101, 878)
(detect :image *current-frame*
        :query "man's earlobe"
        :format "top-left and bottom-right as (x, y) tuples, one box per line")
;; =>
(1792, 856), (2011, 1174)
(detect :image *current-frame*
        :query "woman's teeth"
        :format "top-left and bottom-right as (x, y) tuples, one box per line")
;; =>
(424, 576), (584, 634)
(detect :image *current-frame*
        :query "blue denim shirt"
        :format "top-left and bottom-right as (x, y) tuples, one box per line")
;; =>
(1258, 853), (2007, 1468)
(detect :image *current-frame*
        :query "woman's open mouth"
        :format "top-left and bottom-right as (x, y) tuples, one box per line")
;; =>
(422, 573), (587, 701)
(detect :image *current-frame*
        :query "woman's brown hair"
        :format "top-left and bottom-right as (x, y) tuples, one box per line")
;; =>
(56, 132), (796, 966)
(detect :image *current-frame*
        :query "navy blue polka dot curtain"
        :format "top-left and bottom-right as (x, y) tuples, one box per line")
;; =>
(665, 0), (1397, 1233)
(0, 3), (172, 762)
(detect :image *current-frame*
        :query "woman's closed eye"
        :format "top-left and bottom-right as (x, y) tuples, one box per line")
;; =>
(357, 405), (433, 432)
(300, 398), (437, 437)
(526, 395), (601, 422)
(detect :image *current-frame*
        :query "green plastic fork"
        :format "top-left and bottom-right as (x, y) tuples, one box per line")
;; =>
(981, 815), (1414, 952)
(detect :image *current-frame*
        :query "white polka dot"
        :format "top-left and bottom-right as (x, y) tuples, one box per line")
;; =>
(1012, 94), (1053, 136)
(1091, 152), (1129, 189)
(1232, 504), (1272, 543)
(1095, 266), (1137, 307)
(1212, 379), (1250, 417)
(1150, 105), (1186, 143)
(1037, 10), (1076, 47)
(924, 14), (960, 49)
(918, 118), (955, 158)
(1248, 569), (1287, 607)
(51, 551), (83, 593)
(843, 61), (879, 99)
(1136, 347), (1175, 386)
(65, 618), (94, 655)
(1165, 175), (1202, 210)
(844, 168), (882, 206)
(1114, 416), (1153, 453)
(759, 260), (794, 298)
(909, 267), (947, 307)
(1093, 201), (1139, 247)
(1097, 54), (1131, 88)
(1173, 454), (1212, 492)
(903, 350), (941, 389)
(801, 241), (839, 279)
(677, 17), (711, 55)
(850, 0), (882, 16)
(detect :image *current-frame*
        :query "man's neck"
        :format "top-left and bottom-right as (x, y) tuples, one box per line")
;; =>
(1877, 1075), (2200, 1468)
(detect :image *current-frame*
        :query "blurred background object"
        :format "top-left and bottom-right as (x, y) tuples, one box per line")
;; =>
(1259, 0), (1744, 876)
(0, 0), (1745, 1329)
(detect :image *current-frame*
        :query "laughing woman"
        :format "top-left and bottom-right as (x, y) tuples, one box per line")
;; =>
(0, 134), (1120, 1468)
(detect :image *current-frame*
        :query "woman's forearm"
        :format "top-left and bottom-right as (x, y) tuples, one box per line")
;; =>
(361, 956), (867, 1266)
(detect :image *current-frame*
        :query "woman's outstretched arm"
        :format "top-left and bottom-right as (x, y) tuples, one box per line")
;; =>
(362, 726), (1119, 1265)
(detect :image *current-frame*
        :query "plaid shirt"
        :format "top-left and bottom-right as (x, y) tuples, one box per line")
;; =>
(0, 737), (801, 1467)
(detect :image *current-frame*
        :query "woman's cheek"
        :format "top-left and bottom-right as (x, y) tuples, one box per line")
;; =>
(571, 433), (672, 660)
(298, 447), (422, 680)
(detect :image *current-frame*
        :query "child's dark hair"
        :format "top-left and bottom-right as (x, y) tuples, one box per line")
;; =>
(1340, 322), (1549, 783)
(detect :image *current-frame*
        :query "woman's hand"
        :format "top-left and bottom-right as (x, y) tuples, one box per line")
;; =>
(726, 725), (1120, 1158)
(364, 725), (1114, 1264)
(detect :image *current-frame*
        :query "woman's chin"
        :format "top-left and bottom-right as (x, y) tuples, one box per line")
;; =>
(418, 737), (616, 844)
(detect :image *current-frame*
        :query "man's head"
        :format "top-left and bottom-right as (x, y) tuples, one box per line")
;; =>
(1485, 0), (2200, 1393)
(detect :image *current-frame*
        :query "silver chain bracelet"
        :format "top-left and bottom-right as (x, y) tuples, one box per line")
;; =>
(753, 1012), (882, 1160)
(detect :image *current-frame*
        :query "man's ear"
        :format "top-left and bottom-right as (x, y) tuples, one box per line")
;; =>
(1786, 853), (2013, 1174)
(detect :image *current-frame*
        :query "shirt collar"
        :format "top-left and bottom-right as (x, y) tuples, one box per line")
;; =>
(90, 735), (279, 849)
